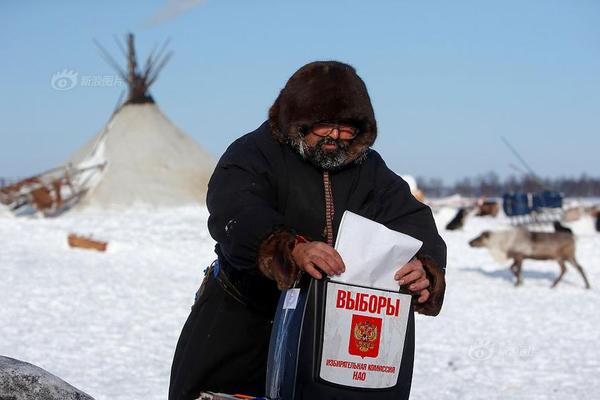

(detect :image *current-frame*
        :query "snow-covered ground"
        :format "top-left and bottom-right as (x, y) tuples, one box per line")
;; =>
(1, 205), (599, 399)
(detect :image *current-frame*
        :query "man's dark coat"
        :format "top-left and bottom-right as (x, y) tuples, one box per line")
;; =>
(208, 121), (446, 314)
(168, 121), (446, 399)
(170, 62), (446, 400)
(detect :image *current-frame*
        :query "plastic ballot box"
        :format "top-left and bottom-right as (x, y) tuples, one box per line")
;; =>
(265, 275), (414, 400)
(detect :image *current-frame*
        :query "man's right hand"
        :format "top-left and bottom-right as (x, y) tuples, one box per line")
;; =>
(291, 241), (345, 280)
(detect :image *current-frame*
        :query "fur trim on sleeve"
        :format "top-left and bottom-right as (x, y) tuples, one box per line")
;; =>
(258, 227), (302, 290)
(414, 254), (446, 316)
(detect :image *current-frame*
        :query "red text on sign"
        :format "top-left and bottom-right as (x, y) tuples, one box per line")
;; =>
(352, 371), (366, 381)
(336, 290), (401, 317)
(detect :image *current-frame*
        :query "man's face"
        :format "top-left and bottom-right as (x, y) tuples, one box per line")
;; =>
(301, 123), (357, 170)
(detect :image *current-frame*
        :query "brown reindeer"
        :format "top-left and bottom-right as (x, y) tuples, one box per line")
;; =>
(476, 201), (500, 217)
(469, 229), (590, 289)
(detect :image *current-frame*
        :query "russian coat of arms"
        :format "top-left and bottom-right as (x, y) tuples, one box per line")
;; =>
(348, 314), (382, 358)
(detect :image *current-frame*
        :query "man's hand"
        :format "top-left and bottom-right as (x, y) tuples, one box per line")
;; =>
(394, 258), (430, 304)
(292, 241), (345, 280)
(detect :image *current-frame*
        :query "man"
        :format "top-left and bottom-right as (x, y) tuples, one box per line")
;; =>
(169, 61), (446, 400)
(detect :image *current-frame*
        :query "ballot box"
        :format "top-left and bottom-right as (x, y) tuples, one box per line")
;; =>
(265, 275), (414, 400)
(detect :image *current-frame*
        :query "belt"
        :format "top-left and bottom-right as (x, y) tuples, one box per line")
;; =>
(195, 259), (245, 306)
(211, 259), (249, 307)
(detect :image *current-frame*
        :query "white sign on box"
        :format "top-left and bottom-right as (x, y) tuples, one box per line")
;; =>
(319, 282), (411, 388)
(318, 211), (422, 388)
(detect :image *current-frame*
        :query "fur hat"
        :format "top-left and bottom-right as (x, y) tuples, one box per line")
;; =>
(269, 61), (377, 163)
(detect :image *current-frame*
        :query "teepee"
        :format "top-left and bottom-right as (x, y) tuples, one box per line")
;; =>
(65, 34), (214, 209)
(1, 34), (213, 216)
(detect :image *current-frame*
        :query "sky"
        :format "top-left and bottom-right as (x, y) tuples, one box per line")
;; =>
(1, 0), (599, 184)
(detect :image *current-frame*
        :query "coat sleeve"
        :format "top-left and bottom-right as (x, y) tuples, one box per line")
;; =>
(370, 153), (447, 315)
(207, 135), (288, 272)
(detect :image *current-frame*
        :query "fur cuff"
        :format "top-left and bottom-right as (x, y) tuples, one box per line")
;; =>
(258, 228), (302, 290)
(414, 255), (446, 316)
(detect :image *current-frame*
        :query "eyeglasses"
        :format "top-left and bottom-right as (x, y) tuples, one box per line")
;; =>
(309, 123), (359, 139)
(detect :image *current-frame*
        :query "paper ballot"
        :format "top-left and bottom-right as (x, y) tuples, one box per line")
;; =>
(334, 211), (423, 291)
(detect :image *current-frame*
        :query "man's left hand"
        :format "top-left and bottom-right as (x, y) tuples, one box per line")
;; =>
(394, 258), (430, 304)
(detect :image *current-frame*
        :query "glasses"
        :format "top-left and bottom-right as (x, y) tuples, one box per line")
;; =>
(309, 123), (359, 139)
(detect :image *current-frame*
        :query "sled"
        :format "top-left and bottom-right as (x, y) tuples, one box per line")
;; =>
(0, 163), (105, 217)
(502, 191), (564, 226)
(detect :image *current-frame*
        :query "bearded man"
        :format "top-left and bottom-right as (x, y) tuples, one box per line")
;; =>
(169, 61), (446, 400)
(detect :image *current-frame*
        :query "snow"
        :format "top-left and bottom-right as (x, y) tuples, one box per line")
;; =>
(0, 207), (214, 399)
(1, 206), (599, 399)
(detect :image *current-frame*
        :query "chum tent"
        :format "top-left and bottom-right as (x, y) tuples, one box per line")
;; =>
(65, 101), (214, 209)
(0, 33), (214, 215)
(67, 33), (214, 209)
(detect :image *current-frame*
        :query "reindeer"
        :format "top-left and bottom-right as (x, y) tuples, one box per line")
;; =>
(469, 229), (590, 289)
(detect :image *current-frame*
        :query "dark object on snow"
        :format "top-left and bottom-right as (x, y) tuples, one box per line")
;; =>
(0, 356), (94, 400)
(476, 201), (499, 217)
(446, 208), (468, 230)
(553, 221), (573, 234)
(596, 213), (600, 232)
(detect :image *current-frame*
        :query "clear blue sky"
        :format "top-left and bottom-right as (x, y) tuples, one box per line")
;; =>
(1, 0), (599, 183)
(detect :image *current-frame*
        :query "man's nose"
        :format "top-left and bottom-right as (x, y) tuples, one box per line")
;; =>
(329, 128), (340, 139)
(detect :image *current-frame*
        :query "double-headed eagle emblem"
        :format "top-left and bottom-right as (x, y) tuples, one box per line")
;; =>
(353, 320), (378, 353)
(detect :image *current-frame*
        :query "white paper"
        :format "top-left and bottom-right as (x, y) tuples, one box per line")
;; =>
(283, 288), (300, 309)
(334, 211), (423, 291)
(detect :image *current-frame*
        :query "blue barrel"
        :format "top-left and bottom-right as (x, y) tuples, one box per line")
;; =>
(503, 193), (531, 216)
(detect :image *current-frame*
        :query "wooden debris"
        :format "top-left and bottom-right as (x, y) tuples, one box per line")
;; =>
(67, 234), (108, 252)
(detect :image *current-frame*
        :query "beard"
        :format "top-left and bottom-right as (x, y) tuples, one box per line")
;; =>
(291, 136), (351, 170)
